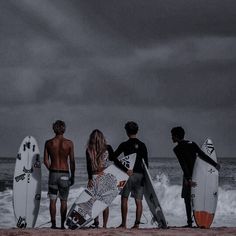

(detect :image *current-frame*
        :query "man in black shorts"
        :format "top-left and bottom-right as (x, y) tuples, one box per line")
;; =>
(171, 126), (220, 227)
(114, 121), (148, 229)
(44, 120), (75, 229)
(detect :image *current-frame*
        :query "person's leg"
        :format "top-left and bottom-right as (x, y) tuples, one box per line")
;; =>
(49, 199), (57, 228)
(184, 195), (192, 227)
(132, 199), (142, 229)
(48, 172), (58, 228)
(182, 181), (192, 227)
(117, 177), (131, 228)
(58, 173), (70, 229)
(91, 216), (99, 228)
(103, 207), (109, 228)
(131, 173), (144, 229)
(60, 200), (67, 229)
(119, 196), (128, 228)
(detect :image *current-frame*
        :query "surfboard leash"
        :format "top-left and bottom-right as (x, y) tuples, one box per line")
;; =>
(36, 220), (51, 228)
(141, 212), (149, 224)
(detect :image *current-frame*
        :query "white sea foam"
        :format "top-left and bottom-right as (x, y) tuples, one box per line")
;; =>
(1, 174), (236, 228)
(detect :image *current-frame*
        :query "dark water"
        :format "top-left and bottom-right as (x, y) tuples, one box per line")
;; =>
(0, 157), (236, 228)
(1, 157), (235, 191)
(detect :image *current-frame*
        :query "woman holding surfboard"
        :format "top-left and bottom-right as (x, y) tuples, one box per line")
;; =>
(86, 129), (131, 228)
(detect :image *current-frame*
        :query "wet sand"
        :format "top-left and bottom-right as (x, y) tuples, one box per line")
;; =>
(0, 227), (236, 236)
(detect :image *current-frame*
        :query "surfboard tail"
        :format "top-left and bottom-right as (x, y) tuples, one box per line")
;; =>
(193, 211), (214, 228)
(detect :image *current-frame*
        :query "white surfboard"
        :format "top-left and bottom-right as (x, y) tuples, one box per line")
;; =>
(66, 153), (136, 229)
(191, 138), (218, 228)
(13, 136), (41, 228)
(142, 159), (167, 228)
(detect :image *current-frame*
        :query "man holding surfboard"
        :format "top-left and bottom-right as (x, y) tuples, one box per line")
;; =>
(171, 126), (220, 228)
(44, 120), (75, 229)
(114, 121), (148, 229)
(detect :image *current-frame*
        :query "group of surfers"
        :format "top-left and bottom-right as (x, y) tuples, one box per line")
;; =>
(43, 120), (220, 229)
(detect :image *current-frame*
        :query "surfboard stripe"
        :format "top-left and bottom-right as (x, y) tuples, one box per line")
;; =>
(194, 211), (214, 228)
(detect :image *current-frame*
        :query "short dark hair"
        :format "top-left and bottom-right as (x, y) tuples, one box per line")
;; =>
(53, 120), (66, 135)
(171, 126), (185, 140)
(125, 121), (139, 135)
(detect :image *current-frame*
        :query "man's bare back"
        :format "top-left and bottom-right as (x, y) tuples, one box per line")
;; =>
(44, 135), (74, 171)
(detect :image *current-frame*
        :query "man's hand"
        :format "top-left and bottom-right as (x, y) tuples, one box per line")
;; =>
(184, 179), (196, 187)
(87, 179), (93, 188)
(127, 170), (133, 177)
(189, 180), (197, 187)
(215, 163), (221, 171)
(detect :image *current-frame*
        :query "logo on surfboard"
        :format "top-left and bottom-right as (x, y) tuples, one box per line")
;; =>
(205, 140), (214, 155)
(17, 216), (27, 228)
(15, 173), (26, 182)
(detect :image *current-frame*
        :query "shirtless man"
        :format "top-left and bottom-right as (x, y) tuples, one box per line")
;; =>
(44, 120), (75, 229)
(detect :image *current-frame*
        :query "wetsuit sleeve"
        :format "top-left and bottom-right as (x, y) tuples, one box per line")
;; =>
(111, 143), (128, 173)
(107, 145), (114, 161)
(86, 150), (93, 180)
(174, 148), (191, 180)
(143, 144), (148, 168)
(113, 143), (124, 159)
(193, 142), (218, 167)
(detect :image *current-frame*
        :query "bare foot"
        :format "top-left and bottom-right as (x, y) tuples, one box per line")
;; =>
(131, 224), (139, 229)
(117, 224), (126, 229)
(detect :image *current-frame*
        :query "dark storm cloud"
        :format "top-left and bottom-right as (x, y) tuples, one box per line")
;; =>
(1, 0), (236, 157)
(78, 0), (236, 43)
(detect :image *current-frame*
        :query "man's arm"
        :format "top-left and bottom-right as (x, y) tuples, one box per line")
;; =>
(193, 142), (220, 170)
(113, 143), (124, 159)
(174, 148), (191, 180)
(43, 141), (50, 170)
(109, 144), (130, 174)
(111, 143), (133, 175)
(69, 141), (75, 186)
(86, 150), (93, 180)
(143, 144), (148, 168)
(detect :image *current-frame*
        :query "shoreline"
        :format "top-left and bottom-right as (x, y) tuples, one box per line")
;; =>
(0, 227), (236, 236)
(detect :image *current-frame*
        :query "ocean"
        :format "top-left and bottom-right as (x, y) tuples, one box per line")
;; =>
(0, 157), (235, 228)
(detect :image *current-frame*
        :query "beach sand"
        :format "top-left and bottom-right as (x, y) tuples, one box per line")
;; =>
(0, 227), (236, 236)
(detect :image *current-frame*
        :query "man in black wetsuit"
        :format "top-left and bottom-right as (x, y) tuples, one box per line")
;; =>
(114, 121), (148, 229)
(171, 126), (220, 228)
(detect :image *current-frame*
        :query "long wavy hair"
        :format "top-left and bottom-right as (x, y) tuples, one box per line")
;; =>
(87, 129), (107, 172)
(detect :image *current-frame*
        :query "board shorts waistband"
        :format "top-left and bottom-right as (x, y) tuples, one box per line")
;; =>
(49, 169), (69, 174)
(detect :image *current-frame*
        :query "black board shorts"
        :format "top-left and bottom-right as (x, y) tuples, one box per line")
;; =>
(121, 173), (144, 200)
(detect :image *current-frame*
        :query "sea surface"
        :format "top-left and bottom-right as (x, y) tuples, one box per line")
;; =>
(0, 157), (235, 228)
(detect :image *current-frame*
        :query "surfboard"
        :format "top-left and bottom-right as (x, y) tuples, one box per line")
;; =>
(66, 153), (136, 229)
(142, 159), (167, 228)
(13, 136), (41, 228)
(191, 138), (218, 228)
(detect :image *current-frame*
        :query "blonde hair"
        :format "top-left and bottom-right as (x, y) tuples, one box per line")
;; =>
(87, 129), (107, 172)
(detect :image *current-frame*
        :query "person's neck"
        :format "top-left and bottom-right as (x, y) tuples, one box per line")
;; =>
(129, 134), (136, 139)
(55, 134), (64, 139)
(177, 138), (184, 144)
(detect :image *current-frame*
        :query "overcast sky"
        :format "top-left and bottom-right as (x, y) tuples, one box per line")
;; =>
(0, 0), (236, 158)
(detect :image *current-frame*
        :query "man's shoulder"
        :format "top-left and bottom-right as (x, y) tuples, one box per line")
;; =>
(63, 138), (74, 145)
(45, 138), (54, 145)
